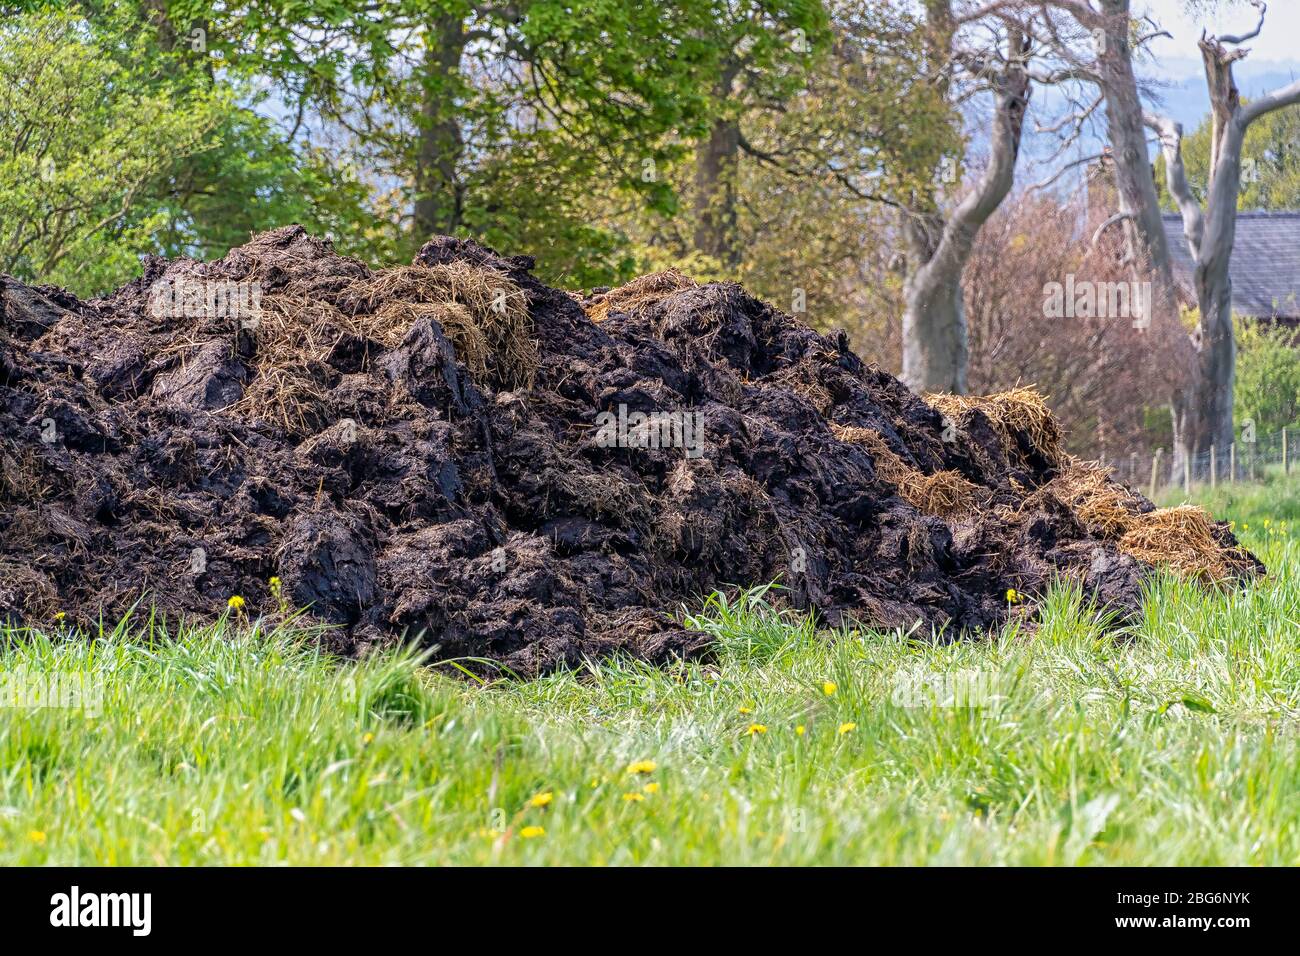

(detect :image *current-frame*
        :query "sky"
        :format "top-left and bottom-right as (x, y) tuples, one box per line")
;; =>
(1017, 0), (1300, 176)
(1136, 0), (1300, 116)
(1136, 0), (1300, 145)
(1140, 0), (1300, 73)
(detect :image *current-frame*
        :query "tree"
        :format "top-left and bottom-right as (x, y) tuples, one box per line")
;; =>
(899, 1), (1034, 395)
(191, 0), (823, 283)
(0, 8), (222, 294)
(1157, 103), (1300, 211)
(1016, 0), (1219, 472)
(1145, 0), (1300, 467)
(1235, 320), (1300, 434)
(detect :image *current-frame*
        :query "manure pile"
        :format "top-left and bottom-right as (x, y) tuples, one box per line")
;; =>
(0, 227), (1263, 675)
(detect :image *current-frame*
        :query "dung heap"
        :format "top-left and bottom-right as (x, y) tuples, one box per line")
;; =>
(0, 227), (1262, 675)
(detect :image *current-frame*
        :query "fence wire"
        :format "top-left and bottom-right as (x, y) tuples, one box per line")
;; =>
(1098, 425), (1298, 497)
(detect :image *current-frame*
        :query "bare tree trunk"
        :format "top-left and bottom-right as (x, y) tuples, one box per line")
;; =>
(1091, 0), (1198, 471)
(902, 27), (1030, 394)
(1196, 251), (1236, 455)
(693, 116), (741, 267)
(693, 65), (742, 268)
(1146, 6), (1300, 465)
(903, 213), (970, 394)
(414, 13), (467, 240)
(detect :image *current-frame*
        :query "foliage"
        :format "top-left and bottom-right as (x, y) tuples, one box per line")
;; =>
(0, 5), (380, 295)
(146, 107), (388, 269)
(1234, 318), (1300, 434)
(0, 8), (223, 294)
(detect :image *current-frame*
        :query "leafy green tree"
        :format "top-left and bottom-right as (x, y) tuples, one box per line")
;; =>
(0, 8), (224, 293)
(176, 0), (826, 283)
(1235, 319), (1300, 433)
(1, 4), (381, 294)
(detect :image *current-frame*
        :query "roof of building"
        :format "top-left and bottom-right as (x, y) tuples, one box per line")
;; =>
(1162, 211), (1300, 320)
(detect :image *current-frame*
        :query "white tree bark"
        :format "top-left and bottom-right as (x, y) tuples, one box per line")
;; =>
(902, 17), (1031, 394)
(1145, 2), (1300, 464)
(1030, 0), (1199, 468)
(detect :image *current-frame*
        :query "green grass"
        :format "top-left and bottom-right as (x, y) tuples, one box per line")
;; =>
(1160, 466), (1300, 524)
(4, 483), (1300, 865)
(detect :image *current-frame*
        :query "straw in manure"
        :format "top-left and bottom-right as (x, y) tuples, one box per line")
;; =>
(231, 260), (536, 434)
(926, 386), (1063, 465)
(832, 424), (983, 519)
(1118, 505), (1256, 585)
(1043, 457), (1144, 538)
(585, 270), (697, 324)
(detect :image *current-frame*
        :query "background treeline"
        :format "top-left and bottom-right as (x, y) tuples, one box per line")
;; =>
(4, 0), (1300, 460)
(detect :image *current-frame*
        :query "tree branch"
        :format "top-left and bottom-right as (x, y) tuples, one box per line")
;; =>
(1091, 211), (1133, 248)
(1240, 76), (1300, 127)
(1144, 111), (1204, 264)
(1219, 0), (1266, 46)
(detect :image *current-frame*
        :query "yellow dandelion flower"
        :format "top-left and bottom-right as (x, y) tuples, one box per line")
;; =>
(519, 826), (545, 839)
(622, 792), (646, 802)
(361, 732), (374, 745)
(822, 681), (837, 696)
(476, 827), (501, 839)
(1005, 588), (1020, 604)
(795, 725), (806, 736)
(738, 706), (752, 715)
(29, 830), (46, 845)
(227, 595), (245, 611)
(53, 611), (66, 623)
(626, 760), (657, 775)
(838, 722), (857, 735)
(642, 782), (660, 794)
(746, 723), (767, 736)
(527, 791), (553, 809)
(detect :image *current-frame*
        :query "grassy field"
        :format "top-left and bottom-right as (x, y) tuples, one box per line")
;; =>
(4, 478), (1300, 865)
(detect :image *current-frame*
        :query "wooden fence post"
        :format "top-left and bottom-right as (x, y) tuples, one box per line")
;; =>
(1210, 445), (1217, 488)
(1149, 449), (1162, 500)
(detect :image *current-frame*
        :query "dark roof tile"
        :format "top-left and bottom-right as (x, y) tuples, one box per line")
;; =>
(1162, 211), (1300, 320)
